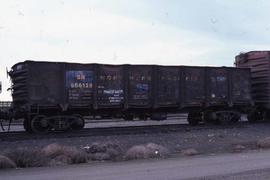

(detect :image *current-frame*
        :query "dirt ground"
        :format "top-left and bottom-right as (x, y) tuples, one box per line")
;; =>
(0, 123), (270, 158)
(1, 122), (270, 156)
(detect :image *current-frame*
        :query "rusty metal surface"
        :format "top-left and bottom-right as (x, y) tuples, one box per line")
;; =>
(235, 51), (270, 108)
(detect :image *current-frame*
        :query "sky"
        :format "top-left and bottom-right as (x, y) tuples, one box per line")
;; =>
(0, 0), (270, 100)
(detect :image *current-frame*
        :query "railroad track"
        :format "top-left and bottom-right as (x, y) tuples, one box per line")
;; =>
(0, 121), (250, 142)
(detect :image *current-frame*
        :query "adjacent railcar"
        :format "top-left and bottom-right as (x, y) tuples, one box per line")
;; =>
(8, 61), (252, 133)
(235, 51), (270, 121)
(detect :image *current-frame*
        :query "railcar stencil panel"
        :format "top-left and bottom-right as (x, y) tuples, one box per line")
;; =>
(97, 65), (124, 107)
(128, 66), (152, 107)
(65, 70), (93, 105)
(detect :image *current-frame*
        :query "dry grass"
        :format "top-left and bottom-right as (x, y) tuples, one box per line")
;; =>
(145, 143), (169, 157)
(4, 148), (49, 168)
(0, 155), (16, 169)
(125, 143), (169, 160)
(1, 142), (170, 168)
(125, 145), (150, 160)
(42, 143), (64, 159)
(257, 137), (270, 148)
(42, 143), (88, 165)
(181, 148), (199, 156)
(232, 145), (246, 153)
(84, 142), (123, 161)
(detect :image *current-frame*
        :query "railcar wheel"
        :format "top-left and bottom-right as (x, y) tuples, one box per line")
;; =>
(70, 114), (85, 130)
(139, 114), (148, 121)
(203, 111), (218, 124)
(247, 110), (261, 123)
(23, 119), (33, 133)
(216, 111), (238, 125)
(187, 112), (201, 126)
(123, 114), (134, 121)
(262, 111), (270, 121)
(30, 115), (50, 134)
(231, 112), (241, 123)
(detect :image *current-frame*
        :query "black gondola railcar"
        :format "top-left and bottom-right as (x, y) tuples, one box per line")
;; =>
(7, 60), (252, 133)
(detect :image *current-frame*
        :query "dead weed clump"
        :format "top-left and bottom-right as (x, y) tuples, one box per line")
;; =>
(125, 143), (169, 160)
(84, 142), (124, 161)
(232, 145), (246, 153)
(0, 155), (16, 169)
(124, 145), (150, 160)
(181, 148), (199, 156)
(145, 143), (169, 157)
(42, 143), (88, 165)
(42, 143), (64, 159)
(257, 137), (270, 149)
(4, 148), (49, 168)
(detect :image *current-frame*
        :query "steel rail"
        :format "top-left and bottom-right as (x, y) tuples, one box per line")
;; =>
(0, 121), (250, 142)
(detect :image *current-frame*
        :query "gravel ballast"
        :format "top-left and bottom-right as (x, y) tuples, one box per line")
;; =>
(1, 123), (270, 168)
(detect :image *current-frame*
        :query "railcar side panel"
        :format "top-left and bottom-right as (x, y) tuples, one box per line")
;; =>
(207, 68), (229, 106)
(96, 65), (124, 108)
(9, 61), (254, 124)
(231, 68), (252, 105)
(155, 66), (180, 107)
(27, 62), (64, 106)
(182, 67), (205, 107)
(127, 65), (152, 108)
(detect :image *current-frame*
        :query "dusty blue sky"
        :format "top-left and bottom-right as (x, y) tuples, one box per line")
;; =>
(0, 0), (270, 100)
